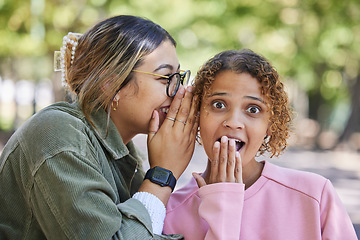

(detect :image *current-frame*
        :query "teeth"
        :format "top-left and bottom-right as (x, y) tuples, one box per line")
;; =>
(217, 138), (243, 144)
(160, 108), (169, 114)
(228, 138), (244, 151)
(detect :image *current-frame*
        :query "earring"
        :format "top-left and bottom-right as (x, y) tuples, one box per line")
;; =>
(112, 100), (119, 111)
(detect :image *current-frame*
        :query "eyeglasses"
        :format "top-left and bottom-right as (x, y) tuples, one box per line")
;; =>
(132, 69), (191, 97)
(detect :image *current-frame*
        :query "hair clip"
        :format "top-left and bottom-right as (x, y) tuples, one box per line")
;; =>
(54, 32), (82, 87)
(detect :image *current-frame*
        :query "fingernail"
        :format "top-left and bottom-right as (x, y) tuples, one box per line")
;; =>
(187, 86), (193, 92)
(221, 136), (228, 143)
(179, 87), (185, 94)
(214, 141), (220, 148)
(229, 139), (235, 146)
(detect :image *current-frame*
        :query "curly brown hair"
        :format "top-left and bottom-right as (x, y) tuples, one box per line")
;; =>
(193, 49), (293, 157)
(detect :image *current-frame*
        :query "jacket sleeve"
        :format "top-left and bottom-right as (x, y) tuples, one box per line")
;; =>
(30, 151), (182, 240)
(319, 180), (358, 239)
(198, 183), (245, 240)
(113, 199), (183, 240)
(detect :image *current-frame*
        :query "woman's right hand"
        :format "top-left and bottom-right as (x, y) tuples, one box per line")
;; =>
(193, 136), (243, 188)
(146, 86), (199, 179)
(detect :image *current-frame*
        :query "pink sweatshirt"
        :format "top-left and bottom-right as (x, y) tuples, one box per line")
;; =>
(163, 161), (357, 240)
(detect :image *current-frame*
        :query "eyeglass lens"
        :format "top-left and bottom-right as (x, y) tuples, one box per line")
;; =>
(167, 71), (191, 97)
(167, 74), (181, 97)
(182, 71), (191, 87)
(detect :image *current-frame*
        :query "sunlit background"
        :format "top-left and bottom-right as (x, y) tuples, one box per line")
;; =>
(1, 0), (359, 151)
(0, 0), (359, 234)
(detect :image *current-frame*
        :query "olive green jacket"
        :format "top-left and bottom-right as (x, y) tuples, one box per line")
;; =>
(0, 102), (182, 240)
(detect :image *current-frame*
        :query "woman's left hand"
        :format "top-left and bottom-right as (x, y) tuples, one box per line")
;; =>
(147, 86), (199, 179)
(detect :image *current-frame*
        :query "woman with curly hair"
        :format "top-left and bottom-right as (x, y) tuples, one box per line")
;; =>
(163, 49), (357, 239)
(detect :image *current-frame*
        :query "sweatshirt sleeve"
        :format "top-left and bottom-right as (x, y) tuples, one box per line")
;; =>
(320, 180), (358, 239)
(198, 183), (245, 240)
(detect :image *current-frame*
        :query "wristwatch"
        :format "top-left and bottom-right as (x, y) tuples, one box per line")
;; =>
(144, 166), (177, 192)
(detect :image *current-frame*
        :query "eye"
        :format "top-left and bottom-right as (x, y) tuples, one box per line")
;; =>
(158, 75), (170, 84)
(211, 101), (226, 109)
(246, 106), (260, 114)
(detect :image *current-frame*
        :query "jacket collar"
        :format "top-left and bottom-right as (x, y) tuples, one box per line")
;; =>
(86, 105), (131, 160)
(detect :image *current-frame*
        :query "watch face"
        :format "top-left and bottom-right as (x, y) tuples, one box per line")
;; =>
(152, 168), (170, 184)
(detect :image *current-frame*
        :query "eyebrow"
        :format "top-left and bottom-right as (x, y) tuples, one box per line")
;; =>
(154, 64), (180, 73)
(208, 92), (227, 97)
(246, 95), (266, 104)
(208, 92), (265, 103)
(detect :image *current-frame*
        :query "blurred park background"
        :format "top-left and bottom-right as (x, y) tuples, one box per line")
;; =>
(0, 0), (359, 235)
(0, 0), (360, 151)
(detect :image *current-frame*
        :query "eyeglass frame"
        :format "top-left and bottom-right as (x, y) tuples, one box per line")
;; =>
(132, 69), (191, 97)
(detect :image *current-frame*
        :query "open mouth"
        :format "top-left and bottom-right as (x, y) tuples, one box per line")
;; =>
(217, 137), (245, 152)
(159, 107), (169, 116)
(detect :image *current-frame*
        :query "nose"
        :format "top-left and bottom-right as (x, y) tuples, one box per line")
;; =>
(222, 112), (244, 130)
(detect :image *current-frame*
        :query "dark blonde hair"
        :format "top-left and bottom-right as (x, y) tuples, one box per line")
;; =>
(194, 49), (292, 157)
(61, 15), (176, 123)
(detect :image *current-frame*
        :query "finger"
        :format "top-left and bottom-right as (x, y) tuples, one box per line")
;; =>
(209, 141), (220, 184)
(163, 86), (185, 127)
(165, 116), (176, 126)
(184, 94), (198, 135)
(174, 118), (187, 127)
(227, 139), (236, 182)
(192, 172), (207, 188)
(189, 110), (200, 142)
(173, 86), (193, 129)
(218, 136), (228, 182)
(147, 110), (159, 144)
(235, 152), (243, 184)
(189, 113), (199, 145)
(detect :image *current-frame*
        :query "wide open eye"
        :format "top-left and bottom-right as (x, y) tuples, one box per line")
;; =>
(246, 106), (260, 114)
(212, 101), (226, 109)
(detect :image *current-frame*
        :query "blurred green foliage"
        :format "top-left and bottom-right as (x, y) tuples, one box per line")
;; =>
(0, 0), (359, 143)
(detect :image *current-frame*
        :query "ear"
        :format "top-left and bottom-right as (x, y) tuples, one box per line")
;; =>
(101, 79), (115, 100)
(113, 91), (120, 102)
(101, 78), (121, 103)
(266, 128), (271, 137)
(265, 121), (272, 137)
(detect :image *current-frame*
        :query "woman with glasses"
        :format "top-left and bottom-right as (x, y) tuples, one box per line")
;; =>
(0, 15), (198, 239)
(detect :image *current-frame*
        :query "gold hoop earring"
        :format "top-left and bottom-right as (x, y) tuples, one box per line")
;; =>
(112, 100), (119, 111)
